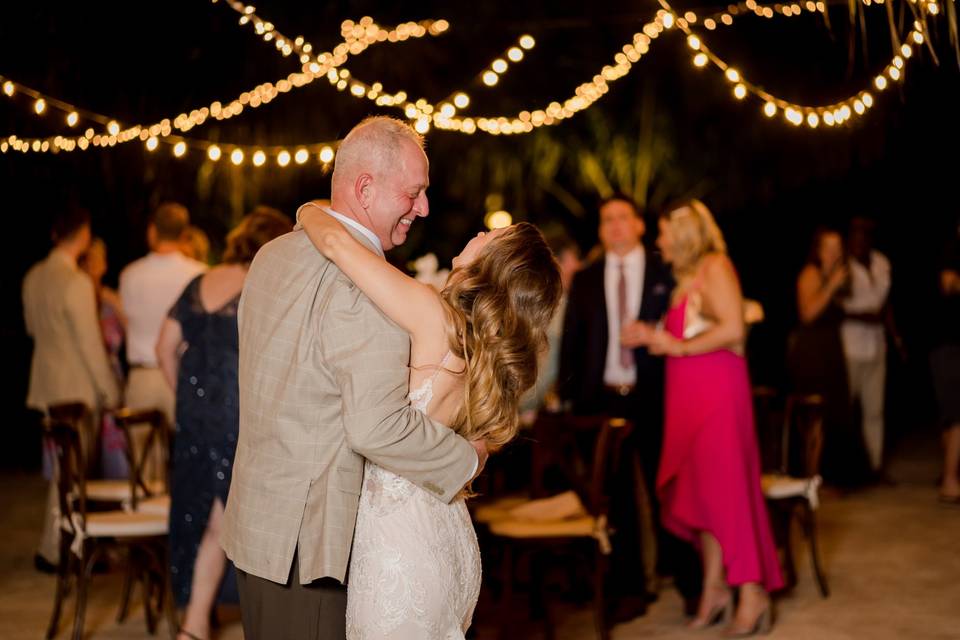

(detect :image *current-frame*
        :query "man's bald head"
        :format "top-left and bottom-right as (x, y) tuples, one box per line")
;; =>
(332, 116), (426, 189)
(329, 117), (431, 250)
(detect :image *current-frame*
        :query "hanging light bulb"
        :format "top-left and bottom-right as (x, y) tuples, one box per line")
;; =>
(693, 53), (708, 67)
(231, 149), (244, 165)
(107, 121), (120, 136)
(2, 81), (14, 96)
(454, 92), (470, 109)
(66, 111), (79, 127)
(484, 210), (513, 230)
(763, 102), (777, 117)
(519, 35), (535, 49)
(277, 150), (291, 167)
(173, 141), (187, 157)
(208, 145), (222, 161)
(725, 68), (740, 83)
(145, 136), (159, 151)
(253, 150), (266, 166)
(34, 98), (46, 115)
(319, 146), (335, 163)
(295, 148), (309, 164)
(507, 47), (524, 62)
(492, 59), (508, 74)
(482, 71), (499, 86)
(734, 84), (747, 100)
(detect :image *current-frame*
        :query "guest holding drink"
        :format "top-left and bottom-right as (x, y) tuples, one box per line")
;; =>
(625, 199), (783, 636)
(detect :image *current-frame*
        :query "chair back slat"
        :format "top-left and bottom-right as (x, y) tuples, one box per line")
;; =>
(112, 408), (171, 510)
(784, 394), (825, 479)
(586, 417), (634, 521)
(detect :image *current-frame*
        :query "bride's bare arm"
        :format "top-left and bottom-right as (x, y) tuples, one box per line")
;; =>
(299, 203), (446, 341)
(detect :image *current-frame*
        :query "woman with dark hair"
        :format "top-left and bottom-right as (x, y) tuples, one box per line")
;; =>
(299, 202), (562, 639)
(156, 207), (292, 640)
(787, 227), (862, 486)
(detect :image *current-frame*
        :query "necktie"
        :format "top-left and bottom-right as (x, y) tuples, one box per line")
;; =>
(618, 261), (635, 369)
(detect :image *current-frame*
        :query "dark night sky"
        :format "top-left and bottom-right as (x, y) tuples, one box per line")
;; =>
(2, 1), (958, 465)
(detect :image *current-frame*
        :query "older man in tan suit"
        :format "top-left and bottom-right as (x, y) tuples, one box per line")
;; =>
(23, 206), (120, 566)
(221, 117), (485, 640)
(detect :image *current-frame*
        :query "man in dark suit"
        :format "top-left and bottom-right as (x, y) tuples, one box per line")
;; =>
(559, 194), (700, 620)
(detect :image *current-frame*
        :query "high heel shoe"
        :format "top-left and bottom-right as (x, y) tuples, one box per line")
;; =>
(724, 604), (774, 637)
(687, 595), (733, 630)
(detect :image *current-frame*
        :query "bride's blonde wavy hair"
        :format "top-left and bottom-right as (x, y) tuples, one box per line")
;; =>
(439, 223), (562, 451)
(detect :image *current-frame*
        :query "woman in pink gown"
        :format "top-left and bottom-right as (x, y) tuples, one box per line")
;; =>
(626, 200), (783, 636)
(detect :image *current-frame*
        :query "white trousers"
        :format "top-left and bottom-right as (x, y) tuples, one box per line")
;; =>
(847, 351), (887, 471)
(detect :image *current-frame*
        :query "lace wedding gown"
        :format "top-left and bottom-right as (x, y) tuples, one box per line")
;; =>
(345, 357), (482, 639)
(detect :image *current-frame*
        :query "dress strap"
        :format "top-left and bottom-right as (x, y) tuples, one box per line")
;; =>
(429, 351), (452, 385)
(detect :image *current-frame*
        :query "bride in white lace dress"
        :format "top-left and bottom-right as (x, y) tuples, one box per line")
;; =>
(299, 203), (562, 639)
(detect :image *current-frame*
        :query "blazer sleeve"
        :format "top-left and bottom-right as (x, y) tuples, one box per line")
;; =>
(320, 277), (476, 503)
(64, 274), (120, 407)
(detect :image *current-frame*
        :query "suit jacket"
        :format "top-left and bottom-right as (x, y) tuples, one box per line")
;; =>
(22, 249), (120, 411)
(221, 226), (477, 586)
(558, 248), (674, 415)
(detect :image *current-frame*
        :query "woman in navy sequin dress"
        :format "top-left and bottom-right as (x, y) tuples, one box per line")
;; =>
(157, 208), (292, 640)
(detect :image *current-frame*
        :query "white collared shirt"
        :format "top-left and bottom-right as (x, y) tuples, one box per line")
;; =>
(842, 250), (890, 361)
(295, 202), (384, 257)
(120, 251), (207, 366)
(603, 246), (646, 386)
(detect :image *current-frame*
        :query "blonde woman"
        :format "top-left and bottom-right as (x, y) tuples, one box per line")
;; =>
(299, 203), (562, 639)
(625, 200), (783, 636)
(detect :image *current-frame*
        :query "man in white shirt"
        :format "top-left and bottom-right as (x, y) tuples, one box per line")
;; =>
(119, 202), (205, 429)
(842, 217), (893, 474)
(559, 195), (686, 620)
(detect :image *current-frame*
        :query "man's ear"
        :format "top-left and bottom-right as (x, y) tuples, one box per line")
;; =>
(355, 173), (373, 209)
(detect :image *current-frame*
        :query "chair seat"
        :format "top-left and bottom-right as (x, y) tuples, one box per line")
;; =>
(131, 495), (170, 517)
(86, 479), (165, 503)
(489, 515), (597, 539)
(762, 473), (822, 508)
(473, 495), (529, 524)
(63, 510), (168, 539)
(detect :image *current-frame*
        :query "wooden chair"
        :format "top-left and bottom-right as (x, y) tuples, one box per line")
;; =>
(43, 420), (172, 640)
(473, 412), (571, 526)
(488, 416), (633, 640)
(46, 403), (167, 508)
(761, 393), (830, 598)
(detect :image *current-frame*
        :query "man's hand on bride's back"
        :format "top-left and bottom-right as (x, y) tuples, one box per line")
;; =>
(469, 438), (489, 480)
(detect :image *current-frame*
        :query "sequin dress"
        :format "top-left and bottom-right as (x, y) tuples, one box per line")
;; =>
(168, 275), (241, 605)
